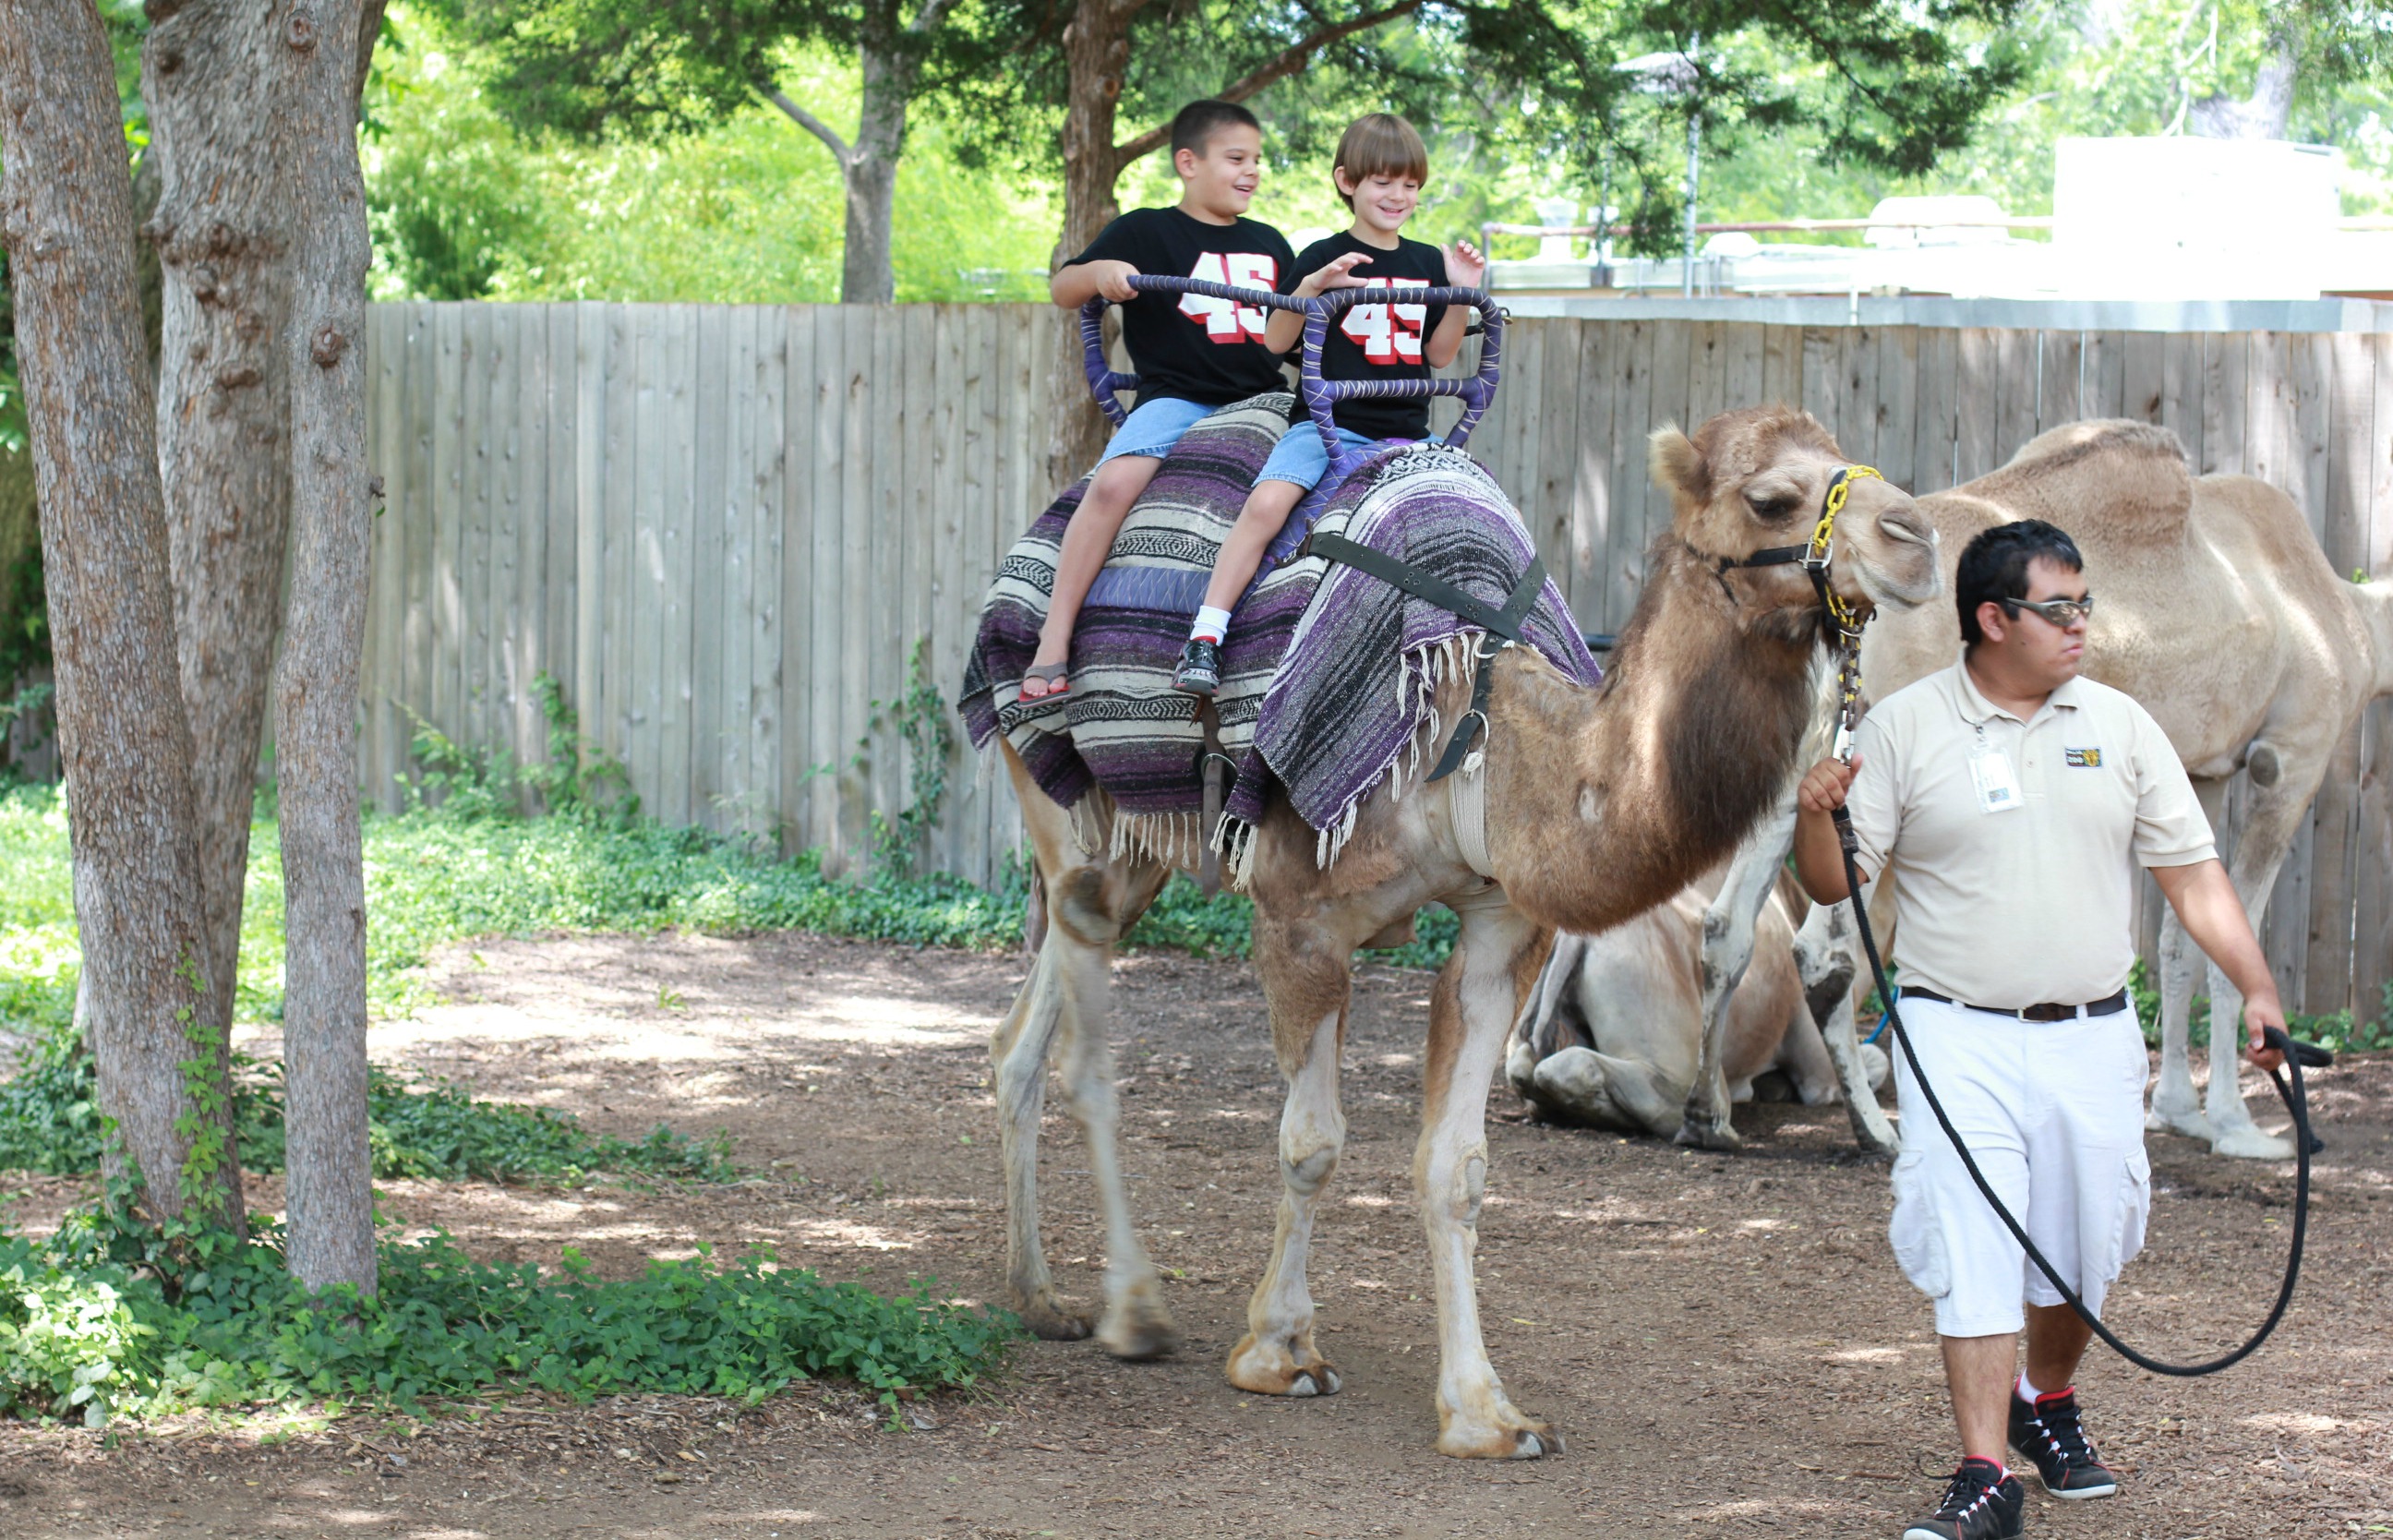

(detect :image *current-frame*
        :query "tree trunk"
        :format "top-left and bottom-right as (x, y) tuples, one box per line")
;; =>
(2189, 42), (2296, 140)
(277, 0), (378, 1296)
(141, 4), (296, 1048)
(838, 43), (909, 305)
(1044, 0), (1142, 495)
(0, 0), (240, 1229)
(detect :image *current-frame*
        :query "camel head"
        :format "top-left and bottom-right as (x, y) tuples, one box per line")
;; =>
(1650, 406), (1940, 630)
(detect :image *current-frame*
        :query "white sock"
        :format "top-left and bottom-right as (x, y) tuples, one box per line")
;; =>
(2017, 1372), (2045, 1402)
(1189, 605), (1233, 644)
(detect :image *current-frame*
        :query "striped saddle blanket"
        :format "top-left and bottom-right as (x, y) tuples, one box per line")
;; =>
(956, 395), (1598, 876)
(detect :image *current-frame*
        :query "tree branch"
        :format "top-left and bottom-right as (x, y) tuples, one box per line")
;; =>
(908, 0), (957, 36)
(762, 84), (854, 166)
(1111, 0), (1428, 163)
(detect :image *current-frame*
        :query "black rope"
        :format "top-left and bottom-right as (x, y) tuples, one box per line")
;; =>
(1831, 803), (2329, 1376)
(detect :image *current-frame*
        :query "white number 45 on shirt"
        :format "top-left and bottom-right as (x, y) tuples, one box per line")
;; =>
(1341, 277), (1426, 364)
(1180, 253), (1277, 342)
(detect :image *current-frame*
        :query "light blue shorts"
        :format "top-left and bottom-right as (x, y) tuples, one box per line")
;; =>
(1257, 424), (1432, 490)
(1096, 396), (1214, 466)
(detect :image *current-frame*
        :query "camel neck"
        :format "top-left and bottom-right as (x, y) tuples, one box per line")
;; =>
(1494, 540), (1821, 933)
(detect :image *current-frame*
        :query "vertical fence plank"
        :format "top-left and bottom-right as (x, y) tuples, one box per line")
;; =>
(1874, 327), (1918, 492)
(367, 304), (409, 808)
(2159, 331), (2203, 470)
(511, 307), (547, 777)
(400, 306), (437, 795)
(1569, 320), (1618, 635)
(1992, 329), (2036, 464)
(1607, 320), (1655, 624)
(2086, 330), (2127, 419)
(601, 305), (638, 775)
(2304, 331), (2377, 1015)
(777, 306), (815, 859)
(2201, 332), (2248, 475)
(2121, 331), (2164, 427)
(660, 305), (701, 828)
(748, 307), (785, 848)
(1800, 327), (1841, 443)
(2355, 333), (2393, 1023)
(1645, 321), (1692, 557)
(626, 306), (666, 814)
(428, 304), (465, 750)
(2036, 330), (2084, 430)
(1954, 328), (1999, 484)
(1912, 328), (1957, 494)
(1841, 326), (1880, 467)
(1684, 318), (1724, 428)
(485, 307), (522, 769)
(545, 305), (579, 771)
(1761, 324), (1800, 410)
(2245, 331), (2292, 500)
(2294, 332), (2334, 545)
(691, 305), (731, 830)
(571, 304), (603, 759)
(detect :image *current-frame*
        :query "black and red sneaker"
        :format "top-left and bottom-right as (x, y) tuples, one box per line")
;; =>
(2009, 1386), (2120, 1498)
(1902, 1458), (2024, 1540)
(1173, 637), (1222, 696)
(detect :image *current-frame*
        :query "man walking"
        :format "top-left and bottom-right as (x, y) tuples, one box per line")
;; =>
(1793, 520), (2289, 1540)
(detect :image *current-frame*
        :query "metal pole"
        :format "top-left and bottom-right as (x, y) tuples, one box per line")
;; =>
(1681, 31), (1702, 298)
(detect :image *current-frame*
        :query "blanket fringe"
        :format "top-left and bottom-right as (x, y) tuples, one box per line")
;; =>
(1108, 809), (1207, 870)
(1310, 633), (1487, 871)
(1069, 797), (1106, 860)
(1213, 817), (1261, 892)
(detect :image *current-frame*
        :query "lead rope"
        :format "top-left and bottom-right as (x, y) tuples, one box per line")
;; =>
(1822, 621), (2327, 1377)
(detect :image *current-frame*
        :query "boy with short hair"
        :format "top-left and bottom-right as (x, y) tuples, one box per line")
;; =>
(1173, 111), (1484, 696)
(1024, 100), (1297, 702)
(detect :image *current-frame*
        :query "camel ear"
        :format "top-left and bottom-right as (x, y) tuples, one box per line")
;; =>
(1649, 425), (1708, 502)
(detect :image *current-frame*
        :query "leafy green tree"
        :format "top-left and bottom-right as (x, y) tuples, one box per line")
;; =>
(441, 0), (963, 302)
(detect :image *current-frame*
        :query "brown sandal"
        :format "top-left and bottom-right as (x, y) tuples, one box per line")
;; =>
(1019, 662), (1070, 703)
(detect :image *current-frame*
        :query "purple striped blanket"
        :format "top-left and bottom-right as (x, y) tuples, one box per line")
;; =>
(956, 404), (1598, 873)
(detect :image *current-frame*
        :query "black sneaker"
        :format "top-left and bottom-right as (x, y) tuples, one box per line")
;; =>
(1902, 1458), (2024, 1540)
(2009, 1386), (2119, 1498)
(1173, 637), (1221, 696)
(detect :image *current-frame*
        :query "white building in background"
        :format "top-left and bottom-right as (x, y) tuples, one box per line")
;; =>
(1490, 136), (2392, 305)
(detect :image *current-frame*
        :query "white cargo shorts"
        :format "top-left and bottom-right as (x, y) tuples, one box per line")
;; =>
(1886, 994), (2153, 1339)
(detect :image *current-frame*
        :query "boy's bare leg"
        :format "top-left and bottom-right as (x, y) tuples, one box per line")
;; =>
(1940, 1331), (2019, 1464)
(1199, 479), (1308, 617)
(1024, 454), (1163, 697)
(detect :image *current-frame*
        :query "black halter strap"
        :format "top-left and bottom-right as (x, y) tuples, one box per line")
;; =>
(1302, 531), (1547, 783)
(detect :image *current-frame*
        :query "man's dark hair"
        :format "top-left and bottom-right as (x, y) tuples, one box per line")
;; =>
(1172, 100), (1261, 160)
(1954, 520), (2085, 646)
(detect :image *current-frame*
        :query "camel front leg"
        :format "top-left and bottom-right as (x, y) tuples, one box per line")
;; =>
(1420, 892), (1557, 1459)
(1677, 800), (1797, 1149)
(1798, 899), (1897, 1157)
(1226, 1003), (1349, 1398)
(992, 944), (1088, 1339)
(2200, 766), (2303, 1161)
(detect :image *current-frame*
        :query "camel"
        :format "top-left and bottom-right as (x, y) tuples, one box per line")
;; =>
(1676, 418), (2393, 1161)
(987, 405), (1939, 1458)
(1506, 862), (1890, 1136)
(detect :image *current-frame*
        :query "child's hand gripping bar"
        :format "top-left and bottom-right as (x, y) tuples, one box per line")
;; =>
(1079, 277), (1504, 477)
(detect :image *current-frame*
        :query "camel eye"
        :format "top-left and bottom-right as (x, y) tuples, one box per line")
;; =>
(1743, 486), (1801, 521)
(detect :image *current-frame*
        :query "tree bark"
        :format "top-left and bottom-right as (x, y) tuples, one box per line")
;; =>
(141, 2), (297, 1046)
(764, 0), (953, 305)
(1043, 0), (1143, 495)
(277, 0), (378, 1296)
(0, 0), (240, 1228)
(2189, 42), (2296, 140)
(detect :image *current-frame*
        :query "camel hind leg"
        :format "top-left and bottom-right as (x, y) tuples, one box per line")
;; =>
(1676, 797), (1798, 1149)
(992, 746), (1176, 1354)
(1796, 899), (1897, 1157)
(1419, 886), (1558, 1459)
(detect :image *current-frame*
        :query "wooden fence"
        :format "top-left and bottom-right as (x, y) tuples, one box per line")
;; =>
(359, 302), (2393, 1017)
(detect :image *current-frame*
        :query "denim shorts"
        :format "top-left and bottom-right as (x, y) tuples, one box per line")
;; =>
(1095, 396), (1215, 465)
(1257, 424), (1434, 490)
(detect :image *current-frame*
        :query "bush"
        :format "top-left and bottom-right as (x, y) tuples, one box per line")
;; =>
(1, 1204), (1019, 1426)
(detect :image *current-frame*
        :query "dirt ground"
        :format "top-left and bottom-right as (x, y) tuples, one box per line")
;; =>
(3, 928), (2388, 1539)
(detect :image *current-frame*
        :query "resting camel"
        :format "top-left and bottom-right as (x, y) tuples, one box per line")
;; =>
(1505, 863), (1889, 1136)
(989, 406), (1938, 1458)
(1677, 418), (2393, 1161)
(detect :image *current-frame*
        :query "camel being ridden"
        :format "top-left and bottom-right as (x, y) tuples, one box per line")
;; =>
(1506, 859), (1889, 1137)
(980, 401), (1938, 1459)
(1676, 418), (2393, 1161)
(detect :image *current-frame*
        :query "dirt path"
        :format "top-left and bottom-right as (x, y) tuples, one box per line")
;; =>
(4, 930), (2388, 1538)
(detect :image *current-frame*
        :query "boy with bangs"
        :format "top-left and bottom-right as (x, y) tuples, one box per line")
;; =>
(1172, 112), (1485, 695)
(1025, 99), (1297, 703)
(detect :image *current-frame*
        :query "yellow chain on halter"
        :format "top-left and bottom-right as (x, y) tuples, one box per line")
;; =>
(1810, 464), (1882, 760)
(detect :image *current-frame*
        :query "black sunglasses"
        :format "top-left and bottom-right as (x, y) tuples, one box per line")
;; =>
(2001, 594), (2095, 627)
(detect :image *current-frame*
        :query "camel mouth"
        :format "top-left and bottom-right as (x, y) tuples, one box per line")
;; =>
(1846, 510), (1941, 612)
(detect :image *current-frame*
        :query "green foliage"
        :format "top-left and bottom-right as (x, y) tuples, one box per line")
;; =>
(866, 638), (957, 877)
(2, 1202), (1019, 1426)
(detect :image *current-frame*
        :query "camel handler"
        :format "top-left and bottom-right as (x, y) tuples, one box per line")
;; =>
(1792, 519), (2288, 1540)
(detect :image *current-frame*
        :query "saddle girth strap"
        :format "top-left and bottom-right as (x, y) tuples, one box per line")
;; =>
(1304, 532), (1547, 784)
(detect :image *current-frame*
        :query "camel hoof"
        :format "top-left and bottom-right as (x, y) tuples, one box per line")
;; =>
(1016, 1301), (1095, 1341)
(1097, 1283), (1179, 1361)
(1225, 1334), (1340, 1397)
(2210, 1125), (2295, 1161)
(1672, 1116), (1742, 1151)
(1437, 1420), (1561, 1460)
(2146, 1103), (2215, 1142)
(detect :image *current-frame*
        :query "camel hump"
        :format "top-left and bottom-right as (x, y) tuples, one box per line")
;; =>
(1967, 418), (2194, 542)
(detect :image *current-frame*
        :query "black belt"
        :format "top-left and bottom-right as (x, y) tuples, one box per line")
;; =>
(1898, 986), (2130, 1023)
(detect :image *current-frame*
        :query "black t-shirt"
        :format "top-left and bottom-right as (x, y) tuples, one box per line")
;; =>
(1070, 207), (1296, 408)
(1290, 232), (1451, 440)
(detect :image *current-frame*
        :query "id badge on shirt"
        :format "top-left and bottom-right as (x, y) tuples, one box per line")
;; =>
(1968, 744), (2023, 813)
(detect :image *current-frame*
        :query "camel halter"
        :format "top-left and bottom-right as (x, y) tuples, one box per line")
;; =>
(1712, 463), (1881, 756)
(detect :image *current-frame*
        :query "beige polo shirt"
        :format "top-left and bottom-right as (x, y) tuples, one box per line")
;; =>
(1846, 655), (2215, 1010)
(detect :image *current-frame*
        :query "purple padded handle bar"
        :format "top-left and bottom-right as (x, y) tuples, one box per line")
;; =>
(1077, 275), (1503, 477)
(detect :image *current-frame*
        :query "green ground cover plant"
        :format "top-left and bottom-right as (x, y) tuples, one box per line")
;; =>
(0, 1200), (1017, 1427)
